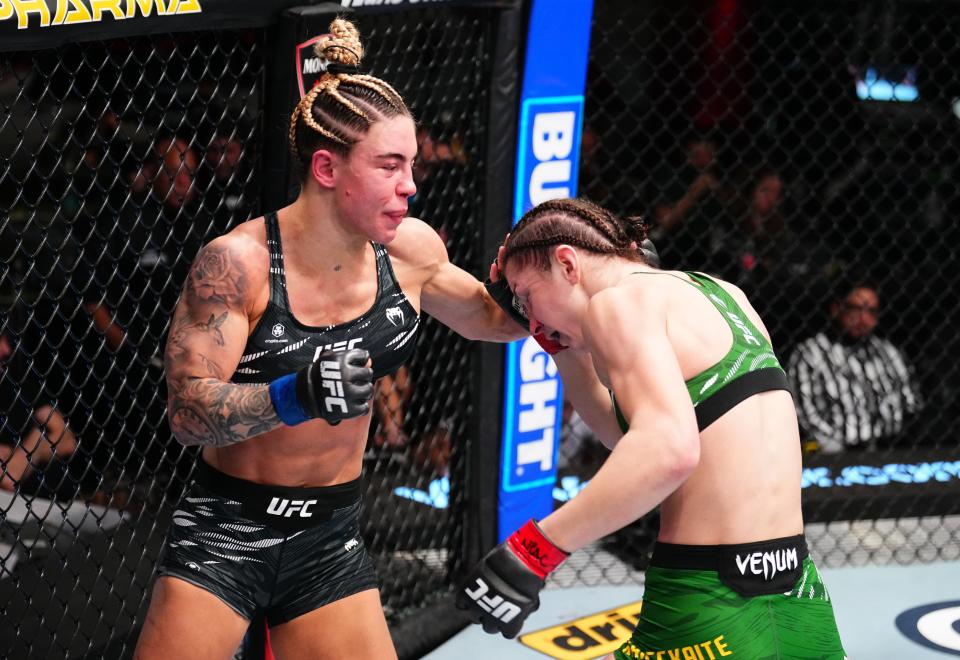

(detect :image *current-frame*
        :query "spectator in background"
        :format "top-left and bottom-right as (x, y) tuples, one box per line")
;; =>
(787, 281), (922, 454)
(648, 135), (726, 269)
(369, 365), (452, 478)
(372, 365), (413, 450)
(409, 124), (466, 218)
(85, 135), (202, 358)
(709, 165), (824, 345)
(82, 136), (205, 469)
(710, 166), (789, 282)
(63, 105), (141, 222)
(0, 327), (78, 498)
(203, 134), (251, 220)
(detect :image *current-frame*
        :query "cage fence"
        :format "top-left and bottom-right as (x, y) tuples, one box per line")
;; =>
(0, 5), (504, 658)
(551, 0), (960, 588)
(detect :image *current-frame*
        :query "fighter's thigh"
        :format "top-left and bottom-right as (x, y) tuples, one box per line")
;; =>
(134, 576), (250, 660)
(268, 588), (397, 660)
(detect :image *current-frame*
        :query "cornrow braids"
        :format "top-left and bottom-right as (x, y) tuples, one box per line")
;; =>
(289, 85), (349, 153)
(503, 198), (651, 272)
(287, 17), (412, 173)
(350, 75), (406, 112)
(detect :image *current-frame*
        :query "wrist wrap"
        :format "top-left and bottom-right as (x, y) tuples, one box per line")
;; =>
(506, 520), (570, 579)
(268, 373), (310, 426)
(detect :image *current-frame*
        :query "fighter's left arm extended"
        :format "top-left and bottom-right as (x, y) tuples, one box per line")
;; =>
(389, 218), (526, 343)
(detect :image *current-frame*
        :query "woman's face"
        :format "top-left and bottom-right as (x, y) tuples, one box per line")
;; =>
(504, 254), (585, 350)
(333, 115), (418, 243)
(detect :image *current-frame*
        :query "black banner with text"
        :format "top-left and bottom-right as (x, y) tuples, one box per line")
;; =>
(0, 0), (517, 51)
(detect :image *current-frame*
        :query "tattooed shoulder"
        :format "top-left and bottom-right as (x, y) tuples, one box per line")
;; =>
(186, 236), (265, 309)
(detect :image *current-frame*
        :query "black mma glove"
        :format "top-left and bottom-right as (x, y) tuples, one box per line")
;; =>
(484, 277), (568, 355)
(639, 238), (661, 268)
(268, 348), (374, 426)
(456, 520), (570, 639)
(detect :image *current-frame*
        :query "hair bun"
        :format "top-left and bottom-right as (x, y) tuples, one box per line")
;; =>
(624, 215), (649, 243)
(314, 18), (364, 69)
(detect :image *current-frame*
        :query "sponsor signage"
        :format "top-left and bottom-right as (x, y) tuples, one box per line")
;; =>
(339, 0), (516, 7)
(518, 600), (643, 659)
(0, 0), (201, 31)
(0, 0), (277, 49)
(498, 0), (593, 541)
(895, 600), (960, 656)
(296, 34), (333, 98)
(500, 337), (563, 493)
(514, 96), (585, 220)
(0, 0), (518, 50)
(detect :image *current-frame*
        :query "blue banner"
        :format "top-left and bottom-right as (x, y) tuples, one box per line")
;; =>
(498, 0), (594, 541)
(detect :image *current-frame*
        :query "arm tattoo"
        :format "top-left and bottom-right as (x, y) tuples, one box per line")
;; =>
(188, 244), (246, 306)
(196, 312), (228, 346)
(164, 241), (282, 447)
(200, 354), (224, 379)
(169, 378), (281, 447)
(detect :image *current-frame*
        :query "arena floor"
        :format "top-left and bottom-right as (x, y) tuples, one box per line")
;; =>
(429, 517), (960, 659)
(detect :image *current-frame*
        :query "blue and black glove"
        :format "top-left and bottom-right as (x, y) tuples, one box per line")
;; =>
(269, 348), (374, 426)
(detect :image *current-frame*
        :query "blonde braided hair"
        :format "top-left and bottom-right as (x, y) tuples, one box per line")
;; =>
(288, 17), (411, 170)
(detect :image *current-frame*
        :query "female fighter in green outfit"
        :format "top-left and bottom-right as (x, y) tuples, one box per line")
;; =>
(457, 198), (846, 659)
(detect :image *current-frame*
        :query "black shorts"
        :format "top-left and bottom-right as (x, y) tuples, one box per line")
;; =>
(156, 459), (379, 625)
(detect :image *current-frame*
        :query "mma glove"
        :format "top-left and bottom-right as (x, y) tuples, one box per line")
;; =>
(638, 238), (661, 269)
(456, 519), (570, 639)
(268, 348), (374, 426)
(484, 277), (568, 355)
(485, 238), (660, 355)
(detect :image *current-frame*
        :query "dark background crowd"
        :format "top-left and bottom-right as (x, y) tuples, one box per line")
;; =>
(568, 0), (960, 461)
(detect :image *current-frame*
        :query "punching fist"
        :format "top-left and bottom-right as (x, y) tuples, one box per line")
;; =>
(269, 348), (374, 426)
(456, 520), (569, 638)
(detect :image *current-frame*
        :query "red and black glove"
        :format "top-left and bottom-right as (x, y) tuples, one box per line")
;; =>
(455, 520), (569, 638)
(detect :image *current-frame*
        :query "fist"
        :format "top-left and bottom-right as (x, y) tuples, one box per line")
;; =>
(296, 348), (374, 425)
(456, 542), (543, 639)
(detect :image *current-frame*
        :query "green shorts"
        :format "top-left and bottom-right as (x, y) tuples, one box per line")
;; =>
(615, 537), (846, 660)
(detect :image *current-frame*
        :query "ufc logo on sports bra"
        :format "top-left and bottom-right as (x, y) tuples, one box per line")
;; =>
(312, 339), (363, 361)
(266, 498), (318, 518)
(463, 578), (521, 623)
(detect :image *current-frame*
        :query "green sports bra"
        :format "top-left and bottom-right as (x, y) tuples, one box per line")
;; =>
(612, 271), (790, 433)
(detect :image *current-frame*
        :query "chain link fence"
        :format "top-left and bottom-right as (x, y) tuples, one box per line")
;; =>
(555, 0), (960, 585)
(0, 6), (505, 657)
(356, 8), (495, 623)
(1, 30), (265, 658)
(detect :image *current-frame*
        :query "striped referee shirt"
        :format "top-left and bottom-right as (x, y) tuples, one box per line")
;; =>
(787, 332), (922, 453)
